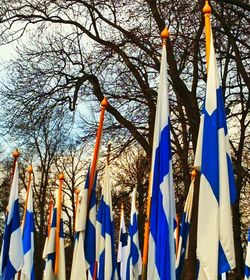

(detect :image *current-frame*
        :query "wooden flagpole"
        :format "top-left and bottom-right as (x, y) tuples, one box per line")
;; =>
(22, 165), (33, 227)
(141, 26), (170, 280)
(88, 97), (108, 204)
(55, 172), (64, 275)
(203, 0), (212, 69)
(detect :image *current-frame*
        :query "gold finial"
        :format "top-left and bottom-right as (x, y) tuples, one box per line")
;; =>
(12, 149), (20, 159)
(203, 0), (211, 15)
(101, 97), (108, 108)
(161, 27), (170, 40)
(58, 172), (64, 181)
(121, 203), (124, 210)
(75, 189), (80, 195)
(27, 165), (33, 173)
(191, 169), (197, 177)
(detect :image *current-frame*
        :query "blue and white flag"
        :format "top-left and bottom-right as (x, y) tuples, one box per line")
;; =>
(70, 178), (89, 280)
(126, 188), (142, 279)
(43, 190), (66, 280)
(176, 177), (195, 280)
(196, 29), (236, 280)
(245, 228), (250, 279)
(147, 33), (176, 280)
(20, 180), (35, 280)
(117, 205), (128, 280)
(85, 172), (97, 277)
(0, 162), (24, 280)
(96, 164), (117, 280)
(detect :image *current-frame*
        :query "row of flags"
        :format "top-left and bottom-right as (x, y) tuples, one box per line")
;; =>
(0, 4), (249, 280)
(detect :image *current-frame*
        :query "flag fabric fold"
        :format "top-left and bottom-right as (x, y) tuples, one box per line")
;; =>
(96, 164), (117, 280)
(43, 190), (66, 280)
(20, 179), (35, 280)
(85, 172), (97, 277)
(175, 177), (195, 280)
(126, 188), (142, 279)
(196, 29), (236, 279)
(147, 36), (176, 280)
(245, 228), (250, 280)
(117, 205), (128, 280)
(0, 162), (24, 280)
(70, 186), (88, 279)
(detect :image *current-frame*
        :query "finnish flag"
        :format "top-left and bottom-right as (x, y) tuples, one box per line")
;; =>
(125, 188), (142, 279)
(147, 34), (176, 280)
(196, 29), (236, 279)
(96, 164), (117, 279)
(20, 177), (35, 280)
(117, 205), (128, 280)
(0, 163), (24, 280)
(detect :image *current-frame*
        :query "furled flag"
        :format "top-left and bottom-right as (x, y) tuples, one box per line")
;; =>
(196, 29), (236, 279)
(96, 163), (117, 279)
(0, 162), (24, 280)
(117, 204), (128, 280)
(70, 172), (89, 280)
(147, 28), (176, 280)
(43, 190), (66, 280)
(85, 172), (97, 278)
(126, 188), (142, 279)
(245, 228), (250, 280)
(175, 176), (195, 280)
(20, 172), (35, 280)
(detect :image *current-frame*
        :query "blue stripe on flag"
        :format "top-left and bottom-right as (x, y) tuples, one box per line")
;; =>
(1, 200), (22, 279)
(85, 173), (97, 266)
(202, 108), (219, 201)
(22, 210), (34, 254)
(176, 212), (191, 280)
(150, 123), (172, 279)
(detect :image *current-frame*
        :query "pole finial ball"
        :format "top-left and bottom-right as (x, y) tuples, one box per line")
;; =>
(59, 172), (64, 180)
(27, 165), (33, 173)
(75, 189), (80, 195)
(12, 149), (20, 158)
(203, 0), (212, 14)
(191, 169), (197, 177)
(161, 27), (170, 40)
(101, 97), (108, 108)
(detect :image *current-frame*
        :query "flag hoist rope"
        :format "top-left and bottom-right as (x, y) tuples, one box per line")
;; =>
(141, 26), (170, 280)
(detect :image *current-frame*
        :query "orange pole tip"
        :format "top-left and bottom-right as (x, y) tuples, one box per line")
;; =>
(75, 189), (80, 195)
(161, 27), (170, 40)
(191, 169), (197, 177)
(58, 172), (64, 181)
(101, 97), (108, 108)
(27, 165), (33, 173)
(12, 149), (20, 158)
(203, 0), (212, 15)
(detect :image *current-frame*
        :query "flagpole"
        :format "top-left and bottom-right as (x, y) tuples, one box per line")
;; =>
(55, 172), (64, 275)
(203, 0), (212, 69)
(176, 214), (180, 254)
(141, 26), (170, 280)
(22, 165), (33, 227)
(88, 97), (108, 204)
